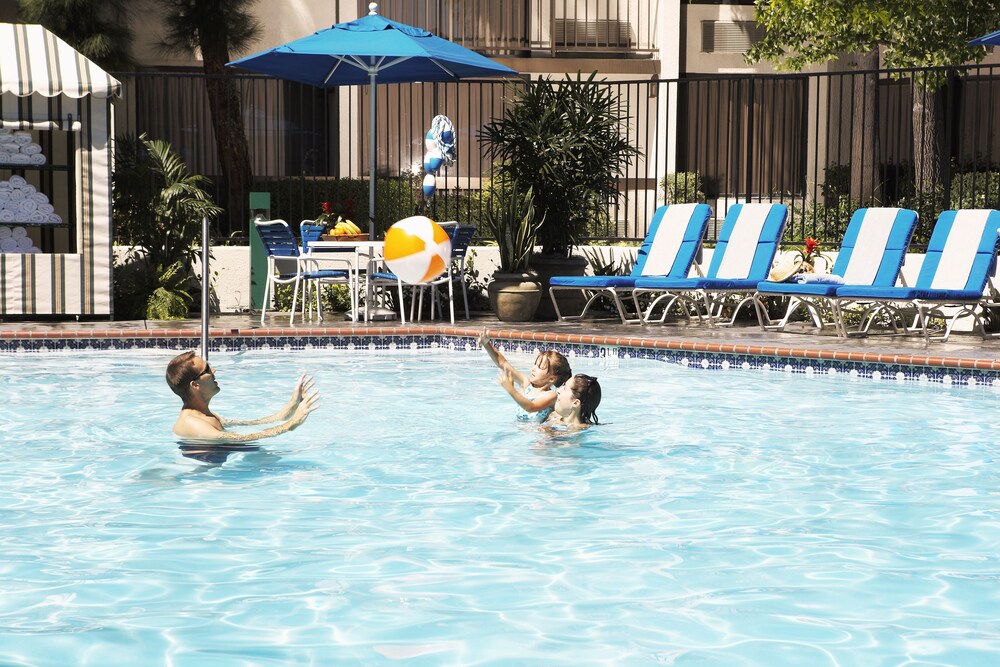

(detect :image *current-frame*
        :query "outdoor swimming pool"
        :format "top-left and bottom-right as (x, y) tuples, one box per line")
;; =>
(1, 349), (999, 665)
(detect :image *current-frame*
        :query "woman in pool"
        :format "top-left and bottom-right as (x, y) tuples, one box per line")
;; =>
(479, 330), (572, 421)
(544, 374), (602, 430)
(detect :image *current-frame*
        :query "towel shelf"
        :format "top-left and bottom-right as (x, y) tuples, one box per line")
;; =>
(0, 164), (71, 172)
(0, 220), (67, 226)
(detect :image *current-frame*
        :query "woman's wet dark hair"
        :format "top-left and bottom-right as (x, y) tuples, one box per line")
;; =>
(569, 374), (601, 424)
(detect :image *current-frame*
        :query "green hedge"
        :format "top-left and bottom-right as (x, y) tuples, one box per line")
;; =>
(257, 176), (488, 238)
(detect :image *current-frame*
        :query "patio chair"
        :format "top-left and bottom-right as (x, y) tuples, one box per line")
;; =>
(548, 203), (713, 324)
(834, 209), (1000, 344)
(255, 219), (351, 325)
(299, 220), (359, 319)
(411, 224), (477, 324)
(632, 202), (789, 325)
(755, 207), (919, 336)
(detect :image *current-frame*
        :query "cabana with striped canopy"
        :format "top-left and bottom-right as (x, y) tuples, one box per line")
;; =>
(0, 23), (120, 316)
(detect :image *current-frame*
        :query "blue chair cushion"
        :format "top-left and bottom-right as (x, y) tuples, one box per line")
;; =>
(634, 276), (762, 290)
(550, 276), (639, 288)
(836, 285), (986, 301)
(369, 272), (399, 281)
(304, 270), (348, 279)
(757, 280), (841, 297)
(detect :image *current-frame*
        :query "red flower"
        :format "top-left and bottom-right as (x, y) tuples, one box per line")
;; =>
(804, 237), (819, 255)
(321, 201), (334, 214)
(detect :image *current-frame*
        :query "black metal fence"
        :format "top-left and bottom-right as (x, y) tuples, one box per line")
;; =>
(112, 63), (1000, 248)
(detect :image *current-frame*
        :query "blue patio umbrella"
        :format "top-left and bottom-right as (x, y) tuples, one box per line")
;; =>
(969, 30), (1000, 46)
(227, 1), (517, 239)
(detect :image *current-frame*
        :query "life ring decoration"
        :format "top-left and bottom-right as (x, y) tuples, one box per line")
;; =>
(422, 115), (456, 198)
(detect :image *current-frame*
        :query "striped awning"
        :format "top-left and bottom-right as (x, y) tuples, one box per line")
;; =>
(0, 23), (121, 99)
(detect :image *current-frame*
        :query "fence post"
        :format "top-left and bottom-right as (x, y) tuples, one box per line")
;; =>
(745, 75), (755, 203)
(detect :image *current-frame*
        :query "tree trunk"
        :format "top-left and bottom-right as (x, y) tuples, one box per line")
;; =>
(911, 81), (943, 195)
(849, 50), (881, 204)
(200, 43), (252, 236)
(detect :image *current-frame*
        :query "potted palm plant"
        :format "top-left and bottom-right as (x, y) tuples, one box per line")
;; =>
(481, 72), (640, 319)
(483, 181), (544, 322)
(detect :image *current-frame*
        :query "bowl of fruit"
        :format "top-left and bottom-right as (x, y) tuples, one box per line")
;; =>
(321, 219), (367, 242)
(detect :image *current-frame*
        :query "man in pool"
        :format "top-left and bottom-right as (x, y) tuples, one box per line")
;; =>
(166, 351), (319, 443)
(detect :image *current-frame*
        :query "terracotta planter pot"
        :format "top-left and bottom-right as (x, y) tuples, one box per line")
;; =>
(529, 253), (588, 320)
(488, 271), (542, 322)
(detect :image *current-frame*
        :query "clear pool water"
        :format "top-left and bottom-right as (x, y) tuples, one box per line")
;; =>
(1, 350), (999, 666)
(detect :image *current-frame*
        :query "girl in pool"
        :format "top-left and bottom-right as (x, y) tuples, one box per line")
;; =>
(545, 374), (602, 430)
(479, 330), (572, 421)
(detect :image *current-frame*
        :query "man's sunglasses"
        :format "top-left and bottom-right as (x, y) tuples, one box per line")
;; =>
(188, 363), (213, 383)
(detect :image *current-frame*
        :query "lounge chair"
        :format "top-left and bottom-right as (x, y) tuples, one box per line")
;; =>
(548, 203), (712, 324)
(632, 202), (789, 325)
(834, 209), (1000, 344)
(755, 207), (919, 335)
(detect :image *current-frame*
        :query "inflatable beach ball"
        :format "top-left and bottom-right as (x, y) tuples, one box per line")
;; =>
(383, 216), (451, 284)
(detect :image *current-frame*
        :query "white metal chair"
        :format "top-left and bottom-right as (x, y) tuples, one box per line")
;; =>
(411, 223), (476, 324)
(255, 219), (351, 325)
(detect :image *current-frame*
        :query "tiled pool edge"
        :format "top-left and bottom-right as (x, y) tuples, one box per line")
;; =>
(2, 324), (999, 386)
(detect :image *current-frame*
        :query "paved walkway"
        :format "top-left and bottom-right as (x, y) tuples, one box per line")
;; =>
(3, 312), (1000, 369)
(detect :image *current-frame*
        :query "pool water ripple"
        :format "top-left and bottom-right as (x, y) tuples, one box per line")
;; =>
(1, 351), (999, 665)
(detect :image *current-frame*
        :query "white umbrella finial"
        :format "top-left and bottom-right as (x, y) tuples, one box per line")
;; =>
(369, 2), (378, 15)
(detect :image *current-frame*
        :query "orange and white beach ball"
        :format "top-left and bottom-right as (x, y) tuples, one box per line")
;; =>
(383, 216), (452, 284)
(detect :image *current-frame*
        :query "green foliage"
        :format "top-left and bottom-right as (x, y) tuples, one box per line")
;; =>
(269, 284), (353, 314)
(460, 249), (491, 312)
(19, 0), (135, 70)
(113, 133), (222, 319)
(145, 263), (194, 319)
(660, 172), (704, 204)
(789, 196), (859, 246)
(899, 188), (946, 248)
(747, 0), (999, 75)
(481, 73), (641, 257)
(481, 181), (544, 273)
(582, 246), (636, 276)
(952, 171), (1000, 210)
(821, 164), (852, 205)
(156, 0), (261, 59)
(262, 177), (422, 238)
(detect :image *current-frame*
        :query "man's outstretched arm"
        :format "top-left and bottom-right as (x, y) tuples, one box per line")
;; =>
(219, 374), (315, 426)
(175, 389), (320, 444)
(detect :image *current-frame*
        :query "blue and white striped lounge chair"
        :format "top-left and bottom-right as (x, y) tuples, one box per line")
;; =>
(548, 203), (712, 324)
(835, 209), (1000, 344)
(755, 207), (919, 336)
(633, 202), (789, 325)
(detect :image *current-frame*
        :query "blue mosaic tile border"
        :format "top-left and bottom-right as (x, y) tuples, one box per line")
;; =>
(2, 333), (999, 387)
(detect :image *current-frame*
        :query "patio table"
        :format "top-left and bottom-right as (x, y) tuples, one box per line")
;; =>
(305, 240), (386, 322)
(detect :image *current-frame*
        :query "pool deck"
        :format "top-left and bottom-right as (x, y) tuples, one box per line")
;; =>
(3, 312), (1000, 371)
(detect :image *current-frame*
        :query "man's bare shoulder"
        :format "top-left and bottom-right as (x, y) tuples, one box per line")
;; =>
(173, 409), (230, 443)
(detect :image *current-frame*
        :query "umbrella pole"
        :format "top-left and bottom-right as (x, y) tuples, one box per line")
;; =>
(200, 215), (210, 361)
(368, 71), (377, 241)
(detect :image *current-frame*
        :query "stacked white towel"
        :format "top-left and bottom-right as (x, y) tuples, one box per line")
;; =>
(0, 225), (41, 253)
(0, 177), (61, 224)
(0, 130), (46, 165)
